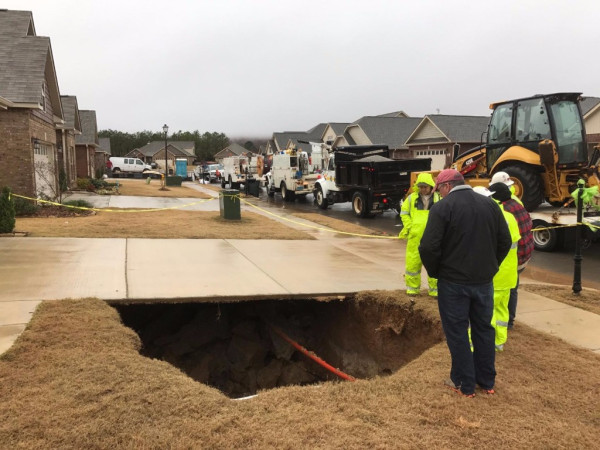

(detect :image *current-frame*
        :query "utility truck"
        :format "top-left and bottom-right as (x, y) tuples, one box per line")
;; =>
(313, 144), (432, 217)
(221, 155), (265, 189)
(266, 150), (317, 201)
(221, 156), (249, 189)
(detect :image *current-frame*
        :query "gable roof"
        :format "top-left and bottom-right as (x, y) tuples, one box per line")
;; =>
(60, 95), (81, 132)
(137, 141), (195, 157)
(580, 97), (600, 117)
(321, 122), (350, 142)
(376, 111), (410, 118)
(75, 110), (99, 146)
(347, 116), (422, 148)
(0, 11), (63, 120)
(406, 115), (490, 144)
(219, 142), (247, 156)
(98, 137), (111, 155)
(426, 115), (490, 142)
(0, 10), (35, 37)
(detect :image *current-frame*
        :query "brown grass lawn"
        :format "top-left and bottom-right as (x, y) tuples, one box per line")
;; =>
(114, 178), (211, 198)
(290, 212), (392, 237)
(1, 293), (598, 448)
(15, 210), (313, 240)
(521, 284), (600, 315)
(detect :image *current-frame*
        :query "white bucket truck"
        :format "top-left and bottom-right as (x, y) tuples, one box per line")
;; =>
(221, 156), (249, 189)
(266, 150), (317, 201)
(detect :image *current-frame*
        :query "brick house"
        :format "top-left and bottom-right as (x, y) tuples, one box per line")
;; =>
(75, 110), (99, 178)
(0, 10), (65, 198)
(580, 96), (600, 153)
(57, 95), (81, 187)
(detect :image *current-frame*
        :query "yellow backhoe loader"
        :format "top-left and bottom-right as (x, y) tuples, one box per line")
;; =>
(447, 92), (599, 211)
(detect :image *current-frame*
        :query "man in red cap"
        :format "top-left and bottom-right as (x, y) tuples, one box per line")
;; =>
(419, 169), (512, 397)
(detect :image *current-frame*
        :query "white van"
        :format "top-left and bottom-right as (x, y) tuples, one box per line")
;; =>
(109, 157), (152, 175)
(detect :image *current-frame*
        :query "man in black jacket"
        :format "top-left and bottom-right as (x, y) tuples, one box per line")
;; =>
(419, 169), (511, 397)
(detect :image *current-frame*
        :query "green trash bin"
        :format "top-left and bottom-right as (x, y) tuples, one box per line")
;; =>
(246, 178), (260, 197)
(220, 189), (241, 220)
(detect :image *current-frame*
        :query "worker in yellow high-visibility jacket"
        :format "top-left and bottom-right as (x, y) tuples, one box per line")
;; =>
(399, 172), (441, 296)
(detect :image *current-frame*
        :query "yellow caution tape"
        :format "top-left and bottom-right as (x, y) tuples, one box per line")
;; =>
(10, 193), (215, 213)
(236, 195), (398, 239)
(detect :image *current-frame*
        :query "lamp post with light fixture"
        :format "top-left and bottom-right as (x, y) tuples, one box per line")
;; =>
(162, 124), (168, 186)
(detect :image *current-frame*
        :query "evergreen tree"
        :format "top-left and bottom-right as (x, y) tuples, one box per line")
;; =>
(0, 186), (16, 233)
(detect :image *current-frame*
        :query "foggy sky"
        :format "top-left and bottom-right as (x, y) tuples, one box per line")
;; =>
(2, 0), (599, 137)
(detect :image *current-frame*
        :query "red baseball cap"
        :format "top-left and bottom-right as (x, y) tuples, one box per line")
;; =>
(435, 169), (464, 189)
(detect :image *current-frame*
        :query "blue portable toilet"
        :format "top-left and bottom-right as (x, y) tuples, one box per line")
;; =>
(175, 159), (187, 178)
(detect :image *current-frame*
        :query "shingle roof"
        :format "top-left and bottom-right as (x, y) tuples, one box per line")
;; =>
(376, 111), (410, 118)
(306, 123), (327, 139)
(349, 116), (422, 148)
(426, 115), (490, 142)
(0, 10), (35, 37)
(98, 137), (111, 155)
(75, 110), (98, 146)
(328, 123), (350, 136)
(580, 97), (600, 116)
(0, 36), (50, 103)
(219, 142), (247, 156)
(60, 95), (81, 131)
(137, 141), (195, 157)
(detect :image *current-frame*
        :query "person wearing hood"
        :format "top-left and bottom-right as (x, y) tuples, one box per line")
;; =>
(399, 172), (441, 296)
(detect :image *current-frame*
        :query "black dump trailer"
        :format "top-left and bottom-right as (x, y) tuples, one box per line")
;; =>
(332, 145), (432, 217)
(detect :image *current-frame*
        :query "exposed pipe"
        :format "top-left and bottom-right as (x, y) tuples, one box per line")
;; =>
(269, 324), (356, 382)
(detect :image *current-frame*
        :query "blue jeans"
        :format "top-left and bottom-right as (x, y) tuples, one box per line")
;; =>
(437, 279), (496, 394)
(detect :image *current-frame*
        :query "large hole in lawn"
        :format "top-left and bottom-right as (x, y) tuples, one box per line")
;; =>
(115, 297), (442, 398)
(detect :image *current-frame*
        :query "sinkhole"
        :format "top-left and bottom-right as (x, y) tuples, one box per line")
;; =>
(115, 296), (443, 399)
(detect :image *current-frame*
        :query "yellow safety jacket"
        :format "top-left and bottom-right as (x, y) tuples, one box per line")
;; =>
(493, 203), (521, 290)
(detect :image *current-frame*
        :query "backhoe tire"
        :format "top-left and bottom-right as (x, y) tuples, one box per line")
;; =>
(315, 186), (328, 210)
(502, 165), (543, 212)
(352, 191), (369, 218)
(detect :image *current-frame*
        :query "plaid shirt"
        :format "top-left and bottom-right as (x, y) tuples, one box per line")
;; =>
(502, 199), (534, 267)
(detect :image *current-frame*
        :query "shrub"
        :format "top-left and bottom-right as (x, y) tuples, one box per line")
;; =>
(76, 178), (92, 190)
(62, 199), (93, 211)
(13, 196), (39, 216)
(0, 186), (16, 233)
(59, 169), (68, 193)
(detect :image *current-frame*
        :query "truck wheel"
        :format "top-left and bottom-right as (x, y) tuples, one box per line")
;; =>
(501, 165), (543, 212)
(532, 220), (563, 252)
(228, 176), (233, 189)
(112, 168), (121, 175)
(221, 177), (226, 188)
(267, 184), (275, 197)
(352, 191), (369, 218)
(281, 183), (295, 202)
(315, 186), (328, 209)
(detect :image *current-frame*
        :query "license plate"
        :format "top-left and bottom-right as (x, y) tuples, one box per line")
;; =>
(296, 186), (304, 191)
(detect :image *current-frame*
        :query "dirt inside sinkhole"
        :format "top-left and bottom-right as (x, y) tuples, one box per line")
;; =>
(115, 297), (444, 398)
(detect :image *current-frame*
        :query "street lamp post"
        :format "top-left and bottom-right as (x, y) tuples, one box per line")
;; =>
(162, 124), (169, 185)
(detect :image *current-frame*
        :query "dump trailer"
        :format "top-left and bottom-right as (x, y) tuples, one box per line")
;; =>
(314, 145), (432, 217)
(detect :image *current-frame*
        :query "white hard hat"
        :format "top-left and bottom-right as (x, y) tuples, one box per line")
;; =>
(490, 171), (514, 186)
(473, 186), (495, 197)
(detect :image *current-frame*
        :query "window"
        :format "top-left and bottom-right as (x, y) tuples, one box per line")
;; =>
(488, 103), (513, 143)
(516, 98), (551, 142)
(136, 160), (143, 165)
(550, 100), (586, 164)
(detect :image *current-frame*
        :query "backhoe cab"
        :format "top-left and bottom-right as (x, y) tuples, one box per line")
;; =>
(451, 93), (599, 211)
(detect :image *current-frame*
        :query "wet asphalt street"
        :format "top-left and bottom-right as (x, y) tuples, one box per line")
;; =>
(257, 187), (600, 290)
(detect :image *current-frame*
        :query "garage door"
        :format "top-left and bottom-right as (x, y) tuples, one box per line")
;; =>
(415, 150), (447, 171)
(34, 144), (57, 199)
